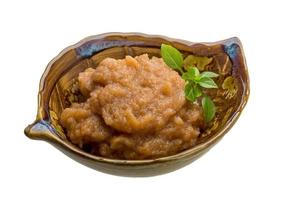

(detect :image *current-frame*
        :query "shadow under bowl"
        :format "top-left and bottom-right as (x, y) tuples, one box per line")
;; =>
(25, 32), (250, 177)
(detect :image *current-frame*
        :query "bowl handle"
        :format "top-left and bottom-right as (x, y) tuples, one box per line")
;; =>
(24, 120), (57, 141)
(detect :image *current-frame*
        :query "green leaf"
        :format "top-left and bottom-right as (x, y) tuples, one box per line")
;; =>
(182, 67), (200, 81)
(198, 77), (218, 88)
(184, 83), (196, 102)
(200, 71), (219, 78)
(188, 67), (200, 77)
(182, 67), (200, 80)
(184, 82), (202, 102)
(202, 96), (216, 123)
(161, 44), (184, 74)
(182, 73), (192, 81)
(193, 84), (202, 98)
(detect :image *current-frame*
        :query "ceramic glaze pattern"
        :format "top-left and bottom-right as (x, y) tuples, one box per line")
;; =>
(76, 40), (144, 58)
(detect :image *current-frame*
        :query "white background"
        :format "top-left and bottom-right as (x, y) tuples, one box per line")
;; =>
(0, 0), (285, 199)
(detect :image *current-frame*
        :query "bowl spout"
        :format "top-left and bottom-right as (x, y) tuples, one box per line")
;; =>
(24, 120), (56, 141)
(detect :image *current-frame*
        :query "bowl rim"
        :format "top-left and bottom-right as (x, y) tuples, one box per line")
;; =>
(26, 32), (250, 165)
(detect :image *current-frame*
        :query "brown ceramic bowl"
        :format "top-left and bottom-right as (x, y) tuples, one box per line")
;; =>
(24, 33), (250, 176)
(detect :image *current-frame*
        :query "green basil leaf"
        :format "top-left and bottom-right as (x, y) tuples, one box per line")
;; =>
(202, 96), (216, 123)
(184, 83), (196, 102)
(193, 84), (202, 98)
(161, 44), (184, 74)
(182, 73), (192, 81)
(198, 77), (218, 88)
(200, 71), (219, 78)
(184, 82), (202, 102)
(182, 67), (200, 81)
(188, 66), (200, 78)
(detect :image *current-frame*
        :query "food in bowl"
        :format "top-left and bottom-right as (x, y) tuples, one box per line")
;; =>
(60, 45), (218, 160)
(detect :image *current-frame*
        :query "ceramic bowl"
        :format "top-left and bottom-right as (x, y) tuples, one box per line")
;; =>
(25, 33), (250, 176)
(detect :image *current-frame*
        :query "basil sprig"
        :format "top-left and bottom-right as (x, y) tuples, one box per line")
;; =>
(161, 44), (218, 123)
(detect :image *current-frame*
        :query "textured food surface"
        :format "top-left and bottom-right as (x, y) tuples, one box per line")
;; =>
(60, 54), (203, 159)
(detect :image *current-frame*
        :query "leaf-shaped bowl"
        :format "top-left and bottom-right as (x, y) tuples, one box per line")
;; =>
(24, 33), (250, 176)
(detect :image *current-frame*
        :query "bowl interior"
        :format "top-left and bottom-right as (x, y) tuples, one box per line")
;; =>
(42, 34), (249, 159)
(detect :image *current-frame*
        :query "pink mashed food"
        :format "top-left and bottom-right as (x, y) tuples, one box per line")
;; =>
(60, 54), (203, 160)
